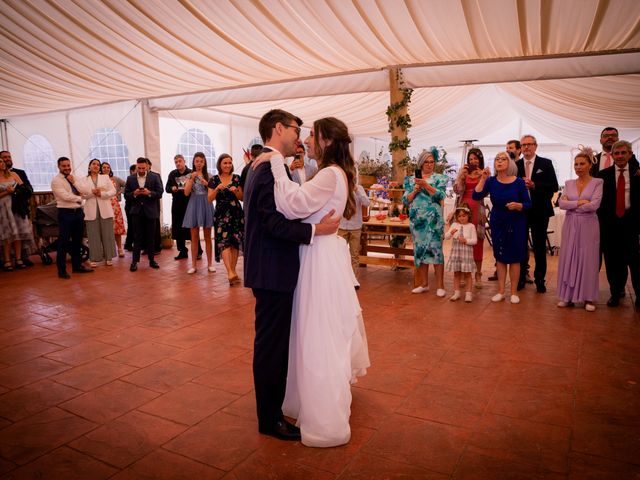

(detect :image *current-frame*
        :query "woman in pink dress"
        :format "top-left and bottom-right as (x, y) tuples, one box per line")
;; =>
(453, 148), (487, 287)
(556, 149), (603, 312)
(101, 162), (127, 257)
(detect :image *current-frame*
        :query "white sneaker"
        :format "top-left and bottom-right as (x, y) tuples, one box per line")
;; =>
(208, 265), (216, 273)
(585, 303), (596, 312)
(187, 267), (197, 274)
(106, 260), (113, 266)
(557, 301), (568, 307)
(465, 292), (473, 302)
(449, 291), (460, 301)
(411, 286), (429, 294)
(491, 293), (505, 302)
(510, 295), (520, 304)
(436, 288), (446, 297)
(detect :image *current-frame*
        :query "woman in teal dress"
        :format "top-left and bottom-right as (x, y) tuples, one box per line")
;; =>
(403, 150), (448, 296)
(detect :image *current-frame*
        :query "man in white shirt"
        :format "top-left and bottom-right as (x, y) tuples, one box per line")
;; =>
(289, 144), (317, 185)
(50, 157), (94, 279)
(338, 184), (370, 285)
(592, 127), (638, 177)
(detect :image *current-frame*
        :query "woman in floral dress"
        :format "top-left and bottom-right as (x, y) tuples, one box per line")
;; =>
(101, 162), (126, 257)
(209, 154), (244, 285)
(403, 150), (448, 296)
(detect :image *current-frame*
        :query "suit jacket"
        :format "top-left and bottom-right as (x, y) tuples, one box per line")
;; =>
(592, 152), (639, 177)
(597, 162), (640, 235)
(243, 156), (312, 293)
(517, 155), (558, 218)
(77, 174), (116, 221)
(165, 167), (192, 213)
(10, 167), (32, 191)
(124, 172), (163, 218)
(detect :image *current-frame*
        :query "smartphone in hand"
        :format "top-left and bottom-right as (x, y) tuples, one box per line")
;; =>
(414, 169), (422, 179)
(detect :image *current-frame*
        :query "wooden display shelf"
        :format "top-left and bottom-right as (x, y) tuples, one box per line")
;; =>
(359, 217), (415, 269)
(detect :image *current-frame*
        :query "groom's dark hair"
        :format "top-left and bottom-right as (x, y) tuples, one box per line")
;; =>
(259, 109), (302, 143)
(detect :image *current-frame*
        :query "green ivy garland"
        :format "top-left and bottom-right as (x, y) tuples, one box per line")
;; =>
(385, 69), (413, 173)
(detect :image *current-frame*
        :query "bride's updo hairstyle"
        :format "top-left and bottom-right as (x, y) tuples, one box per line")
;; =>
(313, 117), (357, 220)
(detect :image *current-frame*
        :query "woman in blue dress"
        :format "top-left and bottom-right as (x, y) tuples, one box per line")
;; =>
(473, 152), (531, 304)
(403, 150), (448, 296)
(182, 152), (215, 274)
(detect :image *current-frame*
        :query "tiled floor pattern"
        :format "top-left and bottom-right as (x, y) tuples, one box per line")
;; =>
(0, 247), (638, 479)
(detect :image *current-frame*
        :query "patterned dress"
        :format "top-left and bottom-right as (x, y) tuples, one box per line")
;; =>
(110, 177), (126, 235)
(446, 222), (477, 273)
(403, 173), (447, 266)
(210, 174), (244, 262)
(454, 175), (486, 262)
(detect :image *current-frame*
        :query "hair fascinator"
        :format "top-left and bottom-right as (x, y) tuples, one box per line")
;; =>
(455, 203), (471, 214)
(577, 145), (596, 164)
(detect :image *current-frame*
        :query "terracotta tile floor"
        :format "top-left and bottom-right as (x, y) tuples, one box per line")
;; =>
(0, 247), (638, 479)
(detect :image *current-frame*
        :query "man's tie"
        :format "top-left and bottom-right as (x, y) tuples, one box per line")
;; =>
(525, 160), (532, 179)
(616, 168), (626, 217)
(66, 177), (80, 196)
(604, 153), (612, 169)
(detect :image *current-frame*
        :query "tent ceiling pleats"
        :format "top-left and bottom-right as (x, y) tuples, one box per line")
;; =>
(1, 0), (639, 118)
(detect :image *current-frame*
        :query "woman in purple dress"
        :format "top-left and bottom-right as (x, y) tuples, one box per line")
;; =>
(556, 149), (603, 312)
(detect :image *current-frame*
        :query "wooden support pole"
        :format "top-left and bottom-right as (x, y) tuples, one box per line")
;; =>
(388, 67), (407, 183)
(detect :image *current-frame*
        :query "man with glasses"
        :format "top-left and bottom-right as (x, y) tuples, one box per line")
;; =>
(592, 127), (638, 177)
(243, 109), (339, 441)
(516, 135), (558, 293)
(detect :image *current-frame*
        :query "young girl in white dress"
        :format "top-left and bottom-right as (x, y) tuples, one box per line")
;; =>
(260, 117), (370, 447)
(445, 204), (478, 302)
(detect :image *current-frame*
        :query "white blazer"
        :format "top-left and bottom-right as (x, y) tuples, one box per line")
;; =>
(78, 174), (116, 220)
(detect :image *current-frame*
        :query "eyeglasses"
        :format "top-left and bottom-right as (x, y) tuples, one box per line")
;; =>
(521, 143), (536, 147)
(283, 123), (301, 136)
(601, 133), (618, 139)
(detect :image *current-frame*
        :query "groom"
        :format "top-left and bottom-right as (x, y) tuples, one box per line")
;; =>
(244, 109), (339, 440)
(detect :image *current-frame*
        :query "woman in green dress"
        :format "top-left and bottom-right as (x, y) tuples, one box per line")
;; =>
(403, 150), (448, 296)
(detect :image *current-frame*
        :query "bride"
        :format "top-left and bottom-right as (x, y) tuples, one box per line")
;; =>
(259, 117), (370, 447)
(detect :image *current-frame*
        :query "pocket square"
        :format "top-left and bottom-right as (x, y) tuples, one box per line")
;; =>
(535, 168), (543, 174)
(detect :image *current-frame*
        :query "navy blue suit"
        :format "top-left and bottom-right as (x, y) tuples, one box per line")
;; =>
(516, 155), (559, 286)
(243, 152), (312, 430)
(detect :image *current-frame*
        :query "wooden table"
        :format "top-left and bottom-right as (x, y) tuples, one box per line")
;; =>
(360, 217), (415, 269)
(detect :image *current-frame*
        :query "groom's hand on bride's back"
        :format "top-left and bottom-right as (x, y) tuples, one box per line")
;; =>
(315, 209), (340, 236)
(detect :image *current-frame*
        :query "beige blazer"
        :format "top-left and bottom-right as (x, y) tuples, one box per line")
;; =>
(78, 174), (116, 220)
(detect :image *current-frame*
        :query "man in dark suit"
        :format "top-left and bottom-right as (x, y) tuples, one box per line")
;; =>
(124, 157), (163, 271)
(165, 154), (193, 260)
(516, 135), (559, 293)
(1, 150), (35, 266)
(591, 127), (639, 177)
(243, 109), (339, 441)
(597, 140), (640, 309)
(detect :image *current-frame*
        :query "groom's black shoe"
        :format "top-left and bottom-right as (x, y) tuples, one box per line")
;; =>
(259, 420), (301, 441)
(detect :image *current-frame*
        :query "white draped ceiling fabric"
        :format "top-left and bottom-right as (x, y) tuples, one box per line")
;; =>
(1, 0), (640, 149)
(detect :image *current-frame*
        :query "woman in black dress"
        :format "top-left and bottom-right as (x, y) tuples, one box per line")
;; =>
(209, 154), (244, 285)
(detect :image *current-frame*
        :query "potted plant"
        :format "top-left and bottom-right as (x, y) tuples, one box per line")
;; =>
(160, 224), (173, 249)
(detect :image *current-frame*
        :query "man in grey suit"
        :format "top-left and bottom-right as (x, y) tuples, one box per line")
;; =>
(124, 157), (163, 271)
(289, 144), (317, 185)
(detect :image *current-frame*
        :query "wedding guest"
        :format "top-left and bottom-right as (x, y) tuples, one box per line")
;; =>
(597, 140), (640, 309)
(78, 159), (117, 266)
(124, 164), (136, 251)
(592, 127), (638, 176)
(1, 150), (35, 266)
(240, 144), (263, 191)
(516, 134), (559, 293)
(557, 149), (603, 311)
(473, 152), (531, 304)
(144, 158), (163, 254)
(124, 157), (163, 272)
(165, 154), (194, 260)
(51, 157), (94, 278)
(182, 152), (215, 274)
(403, 150), (447, 297)
(209, 153), (243, 285)
(100, 161), (126, 257)
(0, 157), (28, 271)
(453, 148), (487, 288)
(289, 144), (318, 185)
(338, 183), (370, 284)
(445, 204), (478, 302)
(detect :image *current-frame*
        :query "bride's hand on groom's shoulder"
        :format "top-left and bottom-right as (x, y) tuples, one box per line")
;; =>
(315, 209), (340, 236)
(251, 151), (276, 170)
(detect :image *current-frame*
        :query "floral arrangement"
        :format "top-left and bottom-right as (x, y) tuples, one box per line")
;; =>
(356, 148), (392, 178)
(160, 224), (172, 240)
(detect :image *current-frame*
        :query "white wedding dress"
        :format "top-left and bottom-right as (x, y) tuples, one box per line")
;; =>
(270, 155), (370, 448)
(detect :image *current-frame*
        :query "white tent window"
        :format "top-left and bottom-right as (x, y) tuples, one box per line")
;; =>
(89, 128), (130, 180)
(247, 136), (263, 150)
(23, 134), (56, 192)
(176, 128), (216, 170)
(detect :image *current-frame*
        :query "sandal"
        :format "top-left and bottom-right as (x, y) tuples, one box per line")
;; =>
(15, 260), (26, 269)
(228, 275), (241, 286)
(3, 262), (13, 272)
